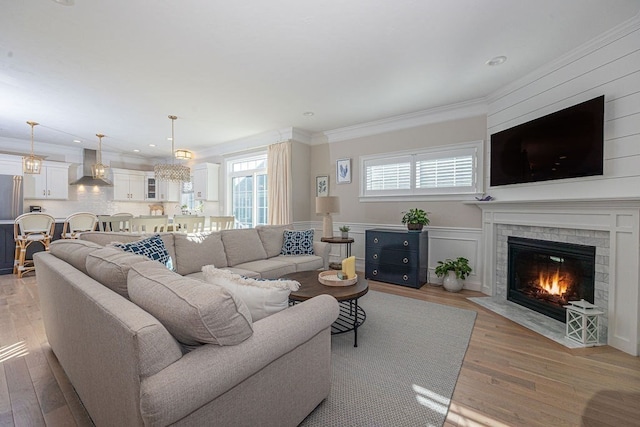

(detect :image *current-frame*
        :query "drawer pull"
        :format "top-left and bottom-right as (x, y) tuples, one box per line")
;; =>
(403, 275), (409, 281)
(372, 269), (378, 276)
(403, 240), (409, 246)
(374, 237), (378, 243)
(373, 254), (378, 260)
(402, 257), (408, 264)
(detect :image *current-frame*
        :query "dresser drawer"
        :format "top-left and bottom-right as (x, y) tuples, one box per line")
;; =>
(366, 232), (420, 251)
(365, 263), (423, 288)
(365, 247), (418, 267)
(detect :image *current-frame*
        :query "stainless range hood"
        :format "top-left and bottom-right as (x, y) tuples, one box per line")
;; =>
(69, 149), (113, 186)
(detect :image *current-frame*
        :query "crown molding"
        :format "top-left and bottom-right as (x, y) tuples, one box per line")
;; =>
(487, 13), (640, 107)
(315, 98), (487, 144)
(196, 127), (313, 158)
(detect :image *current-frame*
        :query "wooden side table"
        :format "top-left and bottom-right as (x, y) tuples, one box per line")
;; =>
(321, 237), (355, 269)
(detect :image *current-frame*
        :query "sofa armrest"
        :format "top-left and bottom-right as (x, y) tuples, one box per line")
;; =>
(139, 294), (339, 426)
(314, 240), (330, 270)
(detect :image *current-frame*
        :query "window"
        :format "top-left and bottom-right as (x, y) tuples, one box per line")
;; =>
(227, 153), (268, 228)
(360, 141), (483, 199)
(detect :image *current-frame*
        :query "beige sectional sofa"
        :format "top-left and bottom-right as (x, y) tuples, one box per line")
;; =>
(34, 226), (339, 426)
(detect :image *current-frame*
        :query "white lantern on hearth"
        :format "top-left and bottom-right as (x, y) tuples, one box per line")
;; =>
(564, 299), (604, 346)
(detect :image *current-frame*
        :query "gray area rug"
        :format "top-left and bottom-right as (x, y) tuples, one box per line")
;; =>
(300, 290), (477, 427)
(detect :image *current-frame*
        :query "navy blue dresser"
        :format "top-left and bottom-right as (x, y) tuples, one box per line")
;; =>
(365, 228), (428, 288)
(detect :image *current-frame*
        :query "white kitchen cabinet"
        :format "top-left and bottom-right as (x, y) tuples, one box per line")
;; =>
(23, 161), (70, 200)
(146, 171), (181, 202)
(192, 163), (219, 201)
(112, 169), (146, 201)
(145, 173), (157, 201)
(157, 179), (181, 202)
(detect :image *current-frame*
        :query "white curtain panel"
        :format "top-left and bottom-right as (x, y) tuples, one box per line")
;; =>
(267, 141), (292, 225)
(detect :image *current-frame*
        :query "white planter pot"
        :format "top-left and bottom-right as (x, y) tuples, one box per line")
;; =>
(443, 270), (463, 292)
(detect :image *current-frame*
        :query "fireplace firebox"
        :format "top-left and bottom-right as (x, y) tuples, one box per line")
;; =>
(507, 237), (596, 322)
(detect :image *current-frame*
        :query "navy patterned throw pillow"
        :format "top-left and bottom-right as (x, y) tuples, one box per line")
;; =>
(280, 229), (314, 256)
(113, 234), (172, 269)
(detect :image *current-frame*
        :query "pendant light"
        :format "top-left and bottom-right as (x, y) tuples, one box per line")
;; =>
(23, 121), (43, 174)
(92, 133), (109, 179)
(154, 115), (191, 182)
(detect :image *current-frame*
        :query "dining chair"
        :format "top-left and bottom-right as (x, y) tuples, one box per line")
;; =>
(132, 215), (169, 233)
(13, 212), (56, 278)
(62, 212), (98, 239)
(97, 213), (133, 232)
(172, 215), (205, 233)
(209, 216), (235, 231)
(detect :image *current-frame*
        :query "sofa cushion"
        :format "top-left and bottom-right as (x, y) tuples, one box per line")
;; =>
(112, 234), (172, 270)
(233, 259), (296, 280)
(174, 232), (227, 275)
(274, 254), (324, 272)
(49, 239), (104, 275)
(281, 229), (314, 255)
(86, 247), (150, 299)
(221, 229), (268, 266)
(256, 224), (290, 258)
(128, 261), (253, 347)
(202, 266), (299, 321)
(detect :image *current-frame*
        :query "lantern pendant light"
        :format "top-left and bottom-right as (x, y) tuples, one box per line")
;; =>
(23, 121), (43, 174)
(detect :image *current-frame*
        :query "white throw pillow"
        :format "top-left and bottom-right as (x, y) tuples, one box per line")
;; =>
(202, 265), (300, 321)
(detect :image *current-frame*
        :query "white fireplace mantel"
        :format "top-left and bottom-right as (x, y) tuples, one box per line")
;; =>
(469, 198), (640, 356)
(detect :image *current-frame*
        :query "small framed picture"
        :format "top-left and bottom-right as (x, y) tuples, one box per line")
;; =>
(336, 158), (352, 184)
(316, 175), (329, 197)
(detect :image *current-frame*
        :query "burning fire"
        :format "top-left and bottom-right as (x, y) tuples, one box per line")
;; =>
(538, 269), (567, 295)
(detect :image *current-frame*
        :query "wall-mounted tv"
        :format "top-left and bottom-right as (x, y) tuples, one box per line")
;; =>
(490, 95), (604, 187)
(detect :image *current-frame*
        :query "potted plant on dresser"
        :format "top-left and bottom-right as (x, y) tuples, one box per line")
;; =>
(401, 208), (430, 231)
(434, 257), (472, 292)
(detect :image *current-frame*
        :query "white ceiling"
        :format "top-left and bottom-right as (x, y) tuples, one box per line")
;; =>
(1, 0), (639, 158)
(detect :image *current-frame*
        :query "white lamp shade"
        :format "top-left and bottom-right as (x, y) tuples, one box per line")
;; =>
(315, 196), (340, 214)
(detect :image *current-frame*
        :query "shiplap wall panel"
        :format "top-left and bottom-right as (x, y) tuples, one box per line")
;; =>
(607, 134), (640, 160)
(605, 89), (640, 122)
(489, 25), (640, 119)
(485, 18), (640, 200)
(489, 46), (640, 131)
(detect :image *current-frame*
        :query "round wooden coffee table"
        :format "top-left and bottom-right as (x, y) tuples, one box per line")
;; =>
(284, 270), (369, 347)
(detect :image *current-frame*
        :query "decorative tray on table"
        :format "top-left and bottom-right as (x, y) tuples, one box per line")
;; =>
(318, 270), (358, 287)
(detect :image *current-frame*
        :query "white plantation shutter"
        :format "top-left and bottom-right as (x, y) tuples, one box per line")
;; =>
(364, 155), (412, 195)
(361, 142), (482, 198)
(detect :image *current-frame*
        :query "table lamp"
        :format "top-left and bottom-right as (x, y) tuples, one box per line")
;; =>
(316, 196), (340, 238)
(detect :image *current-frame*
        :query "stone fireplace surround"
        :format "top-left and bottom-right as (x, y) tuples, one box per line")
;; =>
(472, 199), (640, 356)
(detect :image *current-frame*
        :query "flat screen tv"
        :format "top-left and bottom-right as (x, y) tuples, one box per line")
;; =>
(490, 95), (604, 187)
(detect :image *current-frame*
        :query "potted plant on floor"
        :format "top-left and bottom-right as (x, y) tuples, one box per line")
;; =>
(434, 257), (472, 292)
(401, 208), (430, 231)
(339, 225), (350, 239)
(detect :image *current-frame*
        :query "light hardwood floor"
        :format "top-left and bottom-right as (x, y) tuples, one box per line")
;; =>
(1, 273), (639, 426)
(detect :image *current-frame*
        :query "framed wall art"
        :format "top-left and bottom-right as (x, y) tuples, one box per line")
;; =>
(316, 175), (329, 197)
(336, 158), (351, 184)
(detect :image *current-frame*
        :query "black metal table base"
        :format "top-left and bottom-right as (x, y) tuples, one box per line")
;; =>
(331, 299), (366, 347)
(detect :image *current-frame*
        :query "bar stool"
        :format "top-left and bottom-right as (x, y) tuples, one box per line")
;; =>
(62, 212), (98, 239)
(14, 212), (56, 278)
(210, 216), (235, 231)
(173, 215), (205, 233)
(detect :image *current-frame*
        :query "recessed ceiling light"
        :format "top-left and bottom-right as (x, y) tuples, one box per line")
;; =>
(133, 149), (140, 153)
(167, 137), (173, 141)
(149, 144), (156, 147)
(51, 0), (74, 5)
(303, 111), (314, 117)
(73, 139), (81, 143)
(486, 56), (507, 66)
